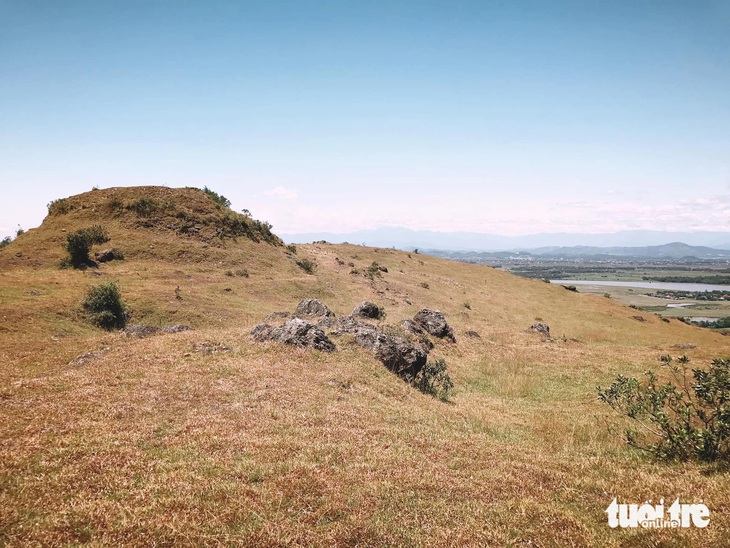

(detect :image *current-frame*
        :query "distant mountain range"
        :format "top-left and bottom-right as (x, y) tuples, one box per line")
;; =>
(429, 242), (730, 261)
(281, 227), (730, 253)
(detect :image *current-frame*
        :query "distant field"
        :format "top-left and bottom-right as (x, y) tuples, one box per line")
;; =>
(511, 265), (730, 320)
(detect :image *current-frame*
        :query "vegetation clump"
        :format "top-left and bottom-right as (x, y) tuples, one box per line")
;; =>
(202, 186), (231, 208)
(127, 197), (162, 217)
(691, 316), (730, 329)
(0, 236), (12, 249)
(410, 358), (454, 401)
(82, 282), (127, 330)
(296, 258), (316, 274)
(64, 225), (110, 267)
(598, 355), (730, 462)
(47, 198), (73, 215)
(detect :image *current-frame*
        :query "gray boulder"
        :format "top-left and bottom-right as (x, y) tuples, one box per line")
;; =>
(413, 309), (456, 342)
(162, 324), (192, 334)
(263, 311), (290, 323)
(251, 318), (335, 352)
(352, 301), (383, 319)
(370, 332), (426, 378)
(124, 325), (160, 338)
(294, 298), (335, 319)
(529, 323), (551, 337)
(95, 248), (123, 263)
(401, 319), (425, 335)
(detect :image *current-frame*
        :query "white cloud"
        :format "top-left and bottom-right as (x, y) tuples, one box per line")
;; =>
(263, 186), (299, 201)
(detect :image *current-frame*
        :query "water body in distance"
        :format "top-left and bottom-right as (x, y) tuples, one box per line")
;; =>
(549, 280), (730, 292)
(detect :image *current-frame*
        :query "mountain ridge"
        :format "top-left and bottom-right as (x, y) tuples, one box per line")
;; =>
(281, 227), (730, 251)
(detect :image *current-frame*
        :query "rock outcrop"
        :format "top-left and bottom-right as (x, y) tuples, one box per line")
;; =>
(252, 299), (457, 377)
(351, 301), (383, 319)
(251, 318), (336, 352)
(413, 309), (456, 342)
(94, 248), (123, 263)
(294, 298), (335, 319)
(529, 323), (551, 337)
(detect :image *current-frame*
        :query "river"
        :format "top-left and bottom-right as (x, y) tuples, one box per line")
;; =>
(549, 280), (730, 292)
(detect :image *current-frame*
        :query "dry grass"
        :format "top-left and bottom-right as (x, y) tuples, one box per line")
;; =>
(2, 188), (730, 546)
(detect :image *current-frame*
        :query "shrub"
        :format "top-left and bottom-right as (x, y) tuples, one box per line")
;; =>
(127, 197), (160, 217)
(83, 282), (126, 330)
(296, 258), (315, 274)
(0, 236), (11, 249)
(202, 186), (231, 208)
(420, 282), (430, 289)
(65, 225), (109, 267)
(47, 198), (73, 215)
(287, 244), (297, 255)
(598, 355), (730, 462)
(366, 262), (382, 280)
(107, 196), (124, 214)
(411, 358), (454, 401)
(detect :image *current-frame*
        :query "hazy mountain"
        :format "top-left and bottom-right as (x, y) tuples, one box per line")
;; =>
(527, 242), (730, 259)
(281, 227), (730, 252)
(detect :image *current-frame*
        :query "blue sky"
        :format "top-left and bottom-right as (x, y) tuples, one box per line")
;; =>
(1, 0), (729, 240)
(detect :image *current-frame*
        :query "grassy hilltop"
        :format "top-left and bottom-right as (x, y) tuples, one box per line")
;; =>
(1, 186), (729, 546)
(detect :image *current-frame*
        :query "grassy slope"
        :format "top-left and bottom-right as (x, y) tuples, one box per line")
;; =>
(1, 188), (729, 546)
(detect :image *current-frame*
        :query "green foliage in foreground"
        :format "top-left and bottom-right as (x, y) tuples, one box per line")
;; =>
(598, 356), (730, 462)
(83, 282), (127, 330)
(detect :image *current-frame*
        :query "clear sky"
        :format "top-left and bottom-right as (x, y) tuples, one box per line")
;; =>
(1, 0), (729, 240)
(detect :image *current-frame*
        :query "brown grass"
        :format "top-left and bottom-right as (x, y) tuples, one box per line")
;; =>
(1, 188), (730, 546)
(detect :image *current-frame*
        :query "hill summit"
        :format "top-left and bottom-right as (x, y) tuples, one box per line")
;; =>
(1, 186), (283, 269)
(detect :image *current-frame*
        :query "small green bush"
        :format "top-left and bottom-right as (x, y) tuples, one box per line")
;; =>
(65, 225), (110, 267)
(366, 262), (382, 280)
(287, 244), (297, 255)
(47, 198), (73, 215)
(202, 186), (232, 208)
(411, 358), (454, 401)
(127, 197), (160, 217)
(296, 258), (315, 274)
(83, 282), (126, 330)
(598, 355), (730, 462)
(0, 236), (11, 249)
(107, 196), (124, 214)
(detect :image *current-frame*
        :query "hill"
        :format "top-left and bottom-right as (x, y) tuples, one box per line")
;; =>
(1, 187), (730, 546)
